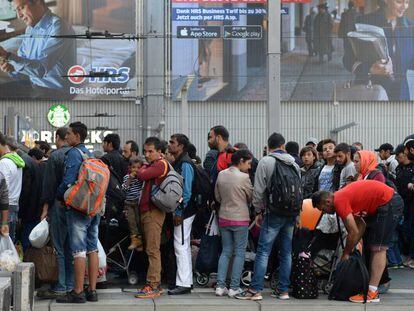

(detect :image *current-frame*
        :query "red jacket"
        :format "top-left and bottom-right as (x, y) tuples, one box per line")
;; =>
(137, 158), (169, 213)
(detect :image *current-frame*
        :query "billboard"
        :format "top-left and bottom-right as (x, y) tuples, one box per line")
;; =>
(171, 0), (268, 101)
(0, 0), (136, 100)
(281, 0), (414, 101)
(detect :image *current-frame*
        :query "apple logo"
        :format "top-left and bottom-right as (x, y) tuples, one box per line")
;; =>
(180, 27), (188, 37)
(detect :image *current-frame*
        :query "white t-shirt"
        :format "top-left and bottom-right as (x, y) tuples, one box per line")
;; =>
(319, 165), (334, 191)
(0, 158), (23, 206)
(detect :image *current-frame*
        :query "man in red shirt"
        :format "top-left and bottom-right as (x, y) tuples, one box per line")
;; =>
(312, 180), (403, 303)
(135, 137), (169, 299)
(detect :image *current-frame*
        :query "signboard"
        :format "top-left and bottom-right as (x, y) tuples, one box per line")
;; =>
(0, 0), (136, 101)
(281, 0), (414, 101)
(177, 26), (221, 39)
(47, 104), (70, 128)
(223, 26), (262, 39)
(172, 0), (268, 101)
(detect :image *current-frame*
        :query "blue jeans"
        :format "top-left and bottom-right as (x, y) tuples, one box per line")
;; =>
(66, 209), (100, 256)
(387, 227), (403, 265)
(50, 201), (74, 293)
(8, 205), (18, 243)
(217, 226), (248, 290)
(250, 213), (295, 293)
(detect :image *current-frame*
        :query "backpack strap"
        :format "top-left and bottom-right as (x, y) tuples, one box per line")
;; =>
(336, 213), (345, 250)
(74, 147), (89, 161)
(365, 169), (380, 180)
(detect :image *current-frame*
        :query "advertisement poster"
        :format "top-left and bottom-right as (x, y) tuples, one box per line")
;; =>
(171, 0), (268, 101)
(281, 0), (414, 101)
(0, 0), (136, 100)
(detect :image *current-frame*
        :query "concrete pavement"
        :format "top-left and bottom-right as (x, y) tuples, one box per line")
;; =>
(35, 269), (414, 311)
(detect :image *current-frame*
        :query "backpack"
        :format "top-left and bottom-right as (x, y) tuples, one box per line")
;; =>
(64, 148), (110, 217)
(106, 167), (126, 205)
(291, 252), (319, 299)
(366, 169), (397, 191)
(191, 164), (213, 209)
(267, 155), (303, 216)
(328, 250), (369, 302)
(150, 160), (184, 213)
(328, 215), (369, 302)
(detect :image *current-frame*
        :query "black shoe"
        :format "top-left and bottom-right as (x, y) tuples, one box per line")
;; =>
(56, 290), (86, 304)
(85, 289), (98, 302)
(36, 289), (60, 300)
(168, 286), (192, 295)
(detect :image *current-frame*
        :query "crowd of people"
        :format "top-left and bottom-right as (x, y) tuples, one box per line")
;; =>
(0, 123), (413, 304)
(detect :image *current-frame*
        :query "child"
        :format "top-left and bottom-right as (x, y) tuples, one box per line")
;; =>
(122, 157), (144, 250)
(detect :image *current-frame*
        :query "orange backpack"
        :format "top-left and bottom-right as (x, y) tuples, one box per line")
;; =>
(64, 148), (110, 217)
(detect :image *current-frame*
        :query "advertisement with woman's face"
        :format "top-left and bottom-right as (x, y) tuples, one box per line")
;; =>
(281, 0), (414, 101)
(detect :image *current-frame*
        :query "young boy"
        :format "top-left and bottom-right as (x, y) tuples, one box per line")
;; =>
(122, 157), (144, 250)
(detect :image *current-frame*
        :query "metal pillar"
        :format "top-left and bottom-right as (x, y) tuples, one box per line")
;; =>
(141, 0), (167, 141)
(267, 0), (281, 136)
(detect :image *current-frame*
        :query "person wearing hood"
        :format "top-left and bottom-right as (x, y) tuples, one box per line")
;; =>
(354, 150), (385, 182)
(235, 133), (299, 301)
(0, 132), (25, 242)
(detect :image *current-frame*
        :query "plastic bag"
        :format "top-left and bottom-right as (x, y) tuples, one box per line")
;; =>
(85, 240), (107, 284)
(0, 236), (20, 272)
(29, 219), (49, 248)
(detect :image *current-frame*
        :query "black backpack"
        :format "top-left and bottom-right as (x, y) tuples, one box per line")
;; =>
(329, 215), (369, 302)
(191, 164), (213, 209)
(267, 155), (303, 217)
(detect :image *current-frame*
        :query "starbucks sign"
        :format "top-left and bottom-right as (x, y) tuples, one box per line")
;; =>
(47, 104), (70, 128)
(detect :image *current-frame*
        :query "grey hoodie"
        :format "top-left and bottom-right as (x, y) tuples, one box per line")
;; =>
(252, 151), (300, 214)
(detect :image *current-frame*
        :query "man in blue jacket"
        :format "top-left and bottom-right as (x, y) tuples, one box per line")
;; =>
(56, 122), (100, 304)
(167, 134), (195, 295)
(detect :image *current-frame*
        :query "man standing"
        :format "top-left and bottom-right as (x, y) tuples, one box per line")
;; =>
(0, 132), (25, 242)
(102, 133), (128, 219)
(38, 128), (73, 299)
(312, 180), (403, 303)
(335, 143), (357, 188)
(303, 7), (316, 56)
(236, 133), (300, 301)
(313, 2), (333, 63)
(0, 0), (76, 99)
(375, 143), (398, 180)
(318, 139), (337, 191)
(135, 137), (170, 299)
(56, 122), (100, 304)
(167, 134), (195, 295)
(122, 140), (139, 161)
(339, 1), (360, 69)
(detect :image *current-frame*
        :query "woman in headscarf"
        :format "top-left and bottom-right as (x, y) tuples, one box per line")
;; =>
(354, 150), (385, 182)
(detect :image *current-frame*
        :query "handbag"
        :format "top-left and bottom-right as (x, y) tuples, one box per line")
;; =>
(24, 245), (58, 284)
(195, 211), (222, 274)
(334, 80), (388, 101)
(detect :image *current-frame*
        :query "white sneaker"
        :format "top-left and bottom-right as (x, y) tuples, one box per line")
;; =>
(215, 287), (229, 297)
(228, 288), (243, 298)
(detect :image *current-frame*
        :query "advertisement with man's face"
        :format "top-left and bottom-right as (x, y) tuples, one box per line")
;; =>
(171, 0), (268, 101)
(0, 0), (136, 100)
(281, 0), (414, 101)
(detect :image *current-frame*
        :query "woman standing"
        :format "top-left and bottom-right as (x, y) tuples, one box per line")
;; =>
(214, 150), (253, 297)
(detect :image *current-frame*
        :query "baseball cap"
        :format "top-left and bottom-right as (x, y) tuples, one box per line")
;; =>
(305, 137), (319, 146)
(374, 143), (394, 153)
(403, 134), (414, 147)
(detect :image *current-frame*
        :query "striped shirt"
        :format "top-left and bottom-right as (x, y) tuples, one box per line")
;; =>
(122, 174), (143, 202)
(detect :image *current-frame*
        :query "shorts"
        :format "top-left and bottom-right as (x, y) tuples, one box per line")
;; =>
(364, 193), (403, 252)
(66, 209), (101, 256)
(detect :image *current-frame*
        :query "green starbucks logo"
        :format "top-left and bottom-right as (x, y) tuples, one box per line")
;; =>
(47, 105), (70, 128)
